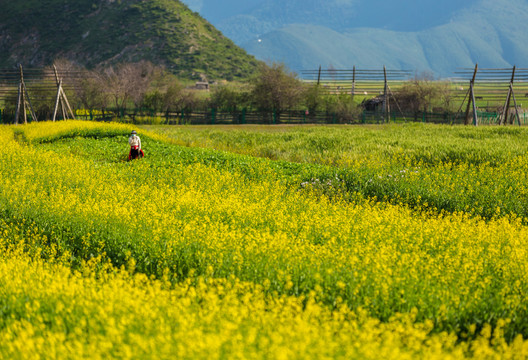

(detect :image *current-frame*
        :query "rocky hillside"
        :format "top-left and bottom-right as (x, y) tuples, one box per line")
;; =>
(0, 0), (260, 80)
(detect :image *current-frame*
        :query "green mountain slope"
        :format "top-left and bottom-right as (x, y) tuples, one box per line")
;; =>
(0, 0), (260, 80)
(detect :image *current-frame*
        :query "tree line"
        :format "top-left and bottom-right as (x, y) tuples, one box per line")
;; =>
(2, 60), (460, 123)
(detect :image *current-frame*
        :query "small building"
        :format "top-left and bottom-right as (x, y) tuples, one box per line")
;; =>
(195, 82), (210, 91)
(361, 96), (385, 111)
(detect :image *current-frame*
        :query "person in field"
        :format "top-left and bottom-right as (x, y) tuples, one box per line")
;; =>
(128, 130), (144, 160)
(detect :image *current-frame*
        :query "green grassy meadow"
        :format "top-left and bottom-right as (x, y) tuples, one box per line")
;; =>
(143, 124), (528, 219)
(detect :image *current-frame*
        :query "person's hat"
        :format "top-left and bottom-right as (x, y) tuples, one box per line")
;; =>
(131, 130), (137, 135)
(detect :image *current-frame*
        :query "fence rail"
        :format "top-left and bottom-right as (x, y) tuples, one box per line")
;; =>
(0, 108), (510, 126)
(2, 106), (522, 125)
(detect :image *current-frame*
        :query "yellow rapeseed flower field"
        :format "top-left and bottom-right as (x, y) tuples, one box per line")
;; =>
(1, 121), (528, 358)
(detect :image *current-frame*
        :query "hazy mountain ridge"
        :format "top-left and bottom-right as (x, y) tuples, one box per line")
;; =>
(182, 0), (527, 76)
(0, 0), (260, 80)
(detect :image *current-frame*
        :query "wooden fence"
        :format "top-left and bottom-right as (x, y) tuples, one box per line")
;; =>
(0, 64), (527, 126)
(303, 65), (528, 126)
(31, 108), (501, 126)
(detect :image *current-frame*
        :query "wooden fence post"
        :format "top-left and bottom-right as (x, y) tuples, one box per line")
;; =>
(511, 83), (522, 126)
(15, 64), (38, 125)
(383, 66), (390, 123)
(351, 65), (356, 101)
(53, 65), (75, 120)
(464, 64), (478, 125)
(470, 81), (478, 126)
(501, 66), (521, 126)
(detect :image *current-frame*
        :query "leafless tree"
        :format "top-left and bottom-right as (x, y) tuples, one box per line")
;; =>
(100, 61), (157, 114)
